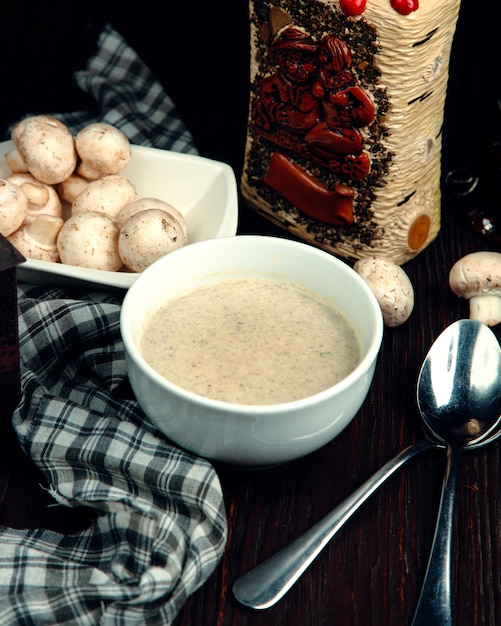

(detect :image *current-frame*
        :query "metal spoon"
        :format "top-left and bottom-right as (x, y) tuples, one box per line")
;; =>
(233, 320), (501, 611)
(411, 319), (501, 626)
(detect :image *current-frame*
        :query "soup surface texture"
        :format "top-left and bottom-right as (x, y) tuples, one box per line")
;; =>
(139, 278), (361, 405)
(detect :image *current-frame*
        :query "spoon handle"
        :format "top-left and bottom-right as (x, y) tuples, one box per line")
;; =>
(233, 437), (438, 610)
(411, 445), (461, 626)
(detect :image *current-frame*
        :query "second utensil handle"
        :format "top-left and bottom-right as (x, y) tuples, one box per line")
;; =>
(233, 437), (439, 610)
(411, 444), (461, 626)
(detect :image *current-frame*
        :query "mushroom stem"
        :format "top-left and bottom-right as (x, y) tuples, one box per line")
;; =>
(8, 214), (64, 262)
(27, 214), (64, 247)
(468, 295), (501, 327)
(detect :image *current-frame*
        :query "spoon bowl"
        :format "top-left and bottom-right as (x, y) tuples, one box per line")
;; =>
(417, 319), (501, 445)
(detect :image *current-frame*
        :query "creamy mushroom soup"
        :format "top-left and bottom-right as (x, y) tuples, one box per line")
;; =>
(139, 278), (362, 405)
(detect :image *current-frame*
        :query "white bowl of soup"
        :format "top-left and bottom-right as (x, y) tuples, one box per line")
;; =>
(121, 235), (384, 467)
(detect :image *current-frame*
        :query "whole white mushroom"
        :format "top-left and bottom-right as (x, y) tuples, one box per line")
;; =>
(75, 123), (131, 180)
(118, 208), (188, 272)
(11, 115), (77, 185)
(71, 174), (138, 220)
(353, 256), (414, 327)
(57, 211), (122, 271)
(449, 251), (501, 326)
(116, 196), (188, 239)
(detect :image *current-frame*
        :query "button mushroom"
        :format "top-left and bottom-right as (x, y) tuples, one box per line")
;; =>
(58, 173), (91, 205)
(8, 214), (64, 263)
(353, 256), (414, 327)
(57, 211), (122, 271)
(71, 174), (138, 220)
(116, 197), (188, 239)
(449, 251), (501, 326)
(75, 123), (131, 180)
(6, 173), (63, 224)
(0, 178), (28, 237)
(118, 208), (188, 272)
(11, 115), (77, 185)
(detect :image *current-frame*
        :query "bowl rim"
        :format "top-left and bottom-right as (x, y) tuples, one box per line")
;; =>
(121, 234), (384, 414)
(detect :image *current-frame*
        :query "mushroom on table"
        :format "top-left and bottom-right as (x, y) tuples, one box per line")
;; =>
(449, 251), (501, 326)
(353, 256), (414, 327)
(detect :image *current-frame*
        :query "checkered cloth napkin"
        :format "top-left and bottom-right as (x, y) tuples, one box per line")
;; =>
(3, 22), (198, 154)
(0, 25), (227, 626)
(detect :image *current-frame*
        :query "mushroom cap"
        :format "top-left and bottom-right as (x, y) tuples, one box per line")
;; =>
(58, 174), (91, 205)
(11, 115), (77, 185)
(71, 174), (138, 219)
(75, 123), (131, 179)
(353, 256), (414, 327)
(449, 251), (501, 297)
(57, 211), (122, 271)
(116, 196), (188, 239)
(0, 178), (28, 236)
(118, 208), (188, 272)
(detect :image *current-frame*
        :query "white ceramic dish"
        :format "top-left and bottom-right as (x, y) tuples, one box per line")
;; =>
(0, 140), (239, 289)
(121, 235), (384, 467)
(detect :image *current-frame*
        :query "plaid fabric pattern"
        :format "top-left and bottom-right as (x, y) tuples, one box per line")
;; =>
(0, 25), (227, 626)
(0, 285), (227, 625)
(10, 23), (198, 154)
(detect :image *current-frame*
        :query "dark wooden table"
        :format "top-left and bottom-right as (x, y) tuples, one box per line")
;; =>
(1, 197), (500, 626)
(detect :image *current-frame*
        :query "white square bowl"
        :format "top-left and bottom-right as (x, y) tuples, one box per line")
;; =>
(0, 141), (239, 289)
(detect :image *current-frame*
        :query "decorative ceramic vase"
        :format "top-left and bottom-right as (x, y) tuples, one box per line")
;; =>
(241, 0), (462, 264)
